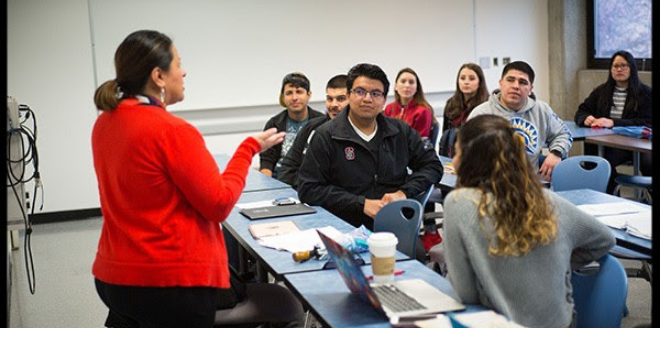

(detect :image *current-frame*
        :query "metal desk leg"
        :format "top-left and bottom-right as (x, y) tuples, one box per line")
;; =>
(238, 246), (249, 274)
(633, 151), (642, 200)
(256, 261), (269, 283)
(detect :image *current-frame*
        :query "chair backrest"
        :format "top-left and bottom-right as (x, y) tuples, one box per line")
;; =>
(571, 254), (628, 328)
(429, 119), (440, 151)
(373, 199), (423, 258)
(412, 184), (434, 207)
(551, 155), (611, 192)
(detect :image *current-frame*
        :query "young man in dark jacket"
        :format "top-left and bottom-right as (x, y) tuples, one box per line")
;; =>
(297, 64), (443, 230)
(279, 74), (349, 187)
(259, 72), (324, 178)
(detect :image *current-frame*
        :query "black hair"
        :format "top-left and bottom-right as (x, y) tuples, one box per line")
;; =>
(326, 74), (348, 90)
(347, 63), (390, 97)
(598, 50), (646, 113)
(502, 61), (535, 84)
(281, 72), (311, 94)
(94, 30), (173, 111)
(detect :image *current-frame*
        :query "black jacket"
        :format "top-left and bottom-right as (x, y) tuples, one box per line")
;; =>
(296, 108), (443, 229)
(574, 83), (652, 127)
(259, 107), (324, 175)
(278, 115), (331, 188)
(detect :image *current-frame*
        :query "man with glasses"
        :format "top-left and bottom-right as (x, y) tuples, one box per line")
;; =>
(469, 61), (572, 181)
(260, 72), (324, 178)
(279, 74), (349, 187)
(297, 63), (443, 230)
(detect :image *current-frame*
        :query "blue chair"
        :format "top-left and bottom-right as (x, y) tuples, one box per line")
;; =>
(613, 175), (652, 205)
(412, 184), (434, 207)
(551, 155), (611, 192)
(373, 199), (423, 259)
(571, 254), (628, 328)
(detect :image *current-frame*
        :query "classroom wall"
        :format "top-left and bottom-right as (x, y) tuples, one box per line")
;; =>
(7, 0), (550, 214)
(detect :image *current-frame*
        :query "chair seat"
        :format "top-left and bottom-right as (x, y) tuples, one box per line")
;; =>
(214, 283), (304, 327)
(614, 175), (652, 189)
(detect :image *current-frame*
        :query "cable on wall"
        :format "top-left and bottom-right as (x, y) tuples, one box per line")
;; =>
(6, 103), (43, 295)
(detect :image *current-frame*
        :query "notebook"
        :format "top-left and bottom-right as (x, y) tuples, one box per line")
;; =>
(317, 230), (465, 320)
(248, 220), (300, 239)
(239, 203), (316, 220)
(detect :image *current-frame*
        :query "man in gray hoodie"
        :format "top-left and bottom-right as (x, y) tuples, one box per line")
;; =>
(469, 61), (572, 180)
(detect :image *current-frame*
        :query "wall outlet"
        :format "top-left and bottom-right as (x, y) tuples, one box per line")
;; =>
(503, 57), (511, 65)
(493, 57), (499, 66)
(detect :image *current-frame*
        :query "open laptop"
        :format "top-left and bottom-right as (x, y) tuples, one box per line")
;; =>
(317, 230), (465, 320)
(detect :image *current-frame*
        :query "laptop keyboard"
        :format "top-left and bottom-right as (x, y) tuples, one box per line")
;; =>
(372, 284), (425, 312)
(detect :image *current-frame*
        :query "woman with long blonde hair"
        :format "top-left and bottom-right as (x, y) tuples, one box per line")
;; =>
(443, 115), (614, 327)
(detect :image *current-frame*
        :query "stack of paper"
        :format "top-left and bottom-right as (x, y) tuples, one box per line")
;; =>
(577, 202), (652, 240)
(257, 225), (344, 253)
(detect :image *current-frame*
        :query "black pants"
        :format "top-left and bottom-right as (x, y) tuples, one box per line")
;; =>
(584, 144), (652, 193)
(95, 279), (235, 327)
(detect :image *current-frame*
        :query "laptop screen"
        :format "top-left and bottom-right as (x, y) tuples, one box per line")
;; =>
(317, 230), (385, 313)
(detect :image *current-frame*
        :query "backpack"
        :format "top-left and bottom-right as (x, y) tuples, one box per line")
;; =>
(438, 127), (459, 158)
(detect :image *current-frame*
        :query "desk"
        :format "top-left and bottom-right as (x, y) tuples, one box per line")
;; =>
(584, 134), (652, 176)
(283, 259), (484, 328)
(222, 188), (408, 281)
(213, 154), (291, 193)
(555, 189), (652, 256)
(563, 120), (615, 141)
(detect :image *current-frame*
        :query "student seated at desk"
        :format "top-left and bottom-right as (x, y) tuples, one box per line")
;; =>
(443, 115), (614, 328)
(259, 72), (324, 179)
(469, 61), (572, 181)
(383, 67), (435, 140)
(279, 74), (349, 188)
(297, 63), (443, 230)
(574, 50), (652, 193)
(440, 62), (488, 158)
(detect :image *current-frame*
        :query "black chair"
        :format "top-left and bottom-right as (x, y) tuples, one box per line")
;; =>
(428, 119), (440, 151)
(214, 266), (304, 327)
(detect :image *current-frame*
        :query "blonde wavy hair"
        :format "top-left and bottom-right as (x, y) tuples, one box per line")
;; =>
(455, 115), (557, 256)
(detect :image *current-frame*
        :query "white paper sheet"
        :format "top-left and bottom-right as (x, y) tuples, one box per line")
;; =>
(235, 197), (300, 210)
(597, 211), (652, 240)
(577, 202), (646, 217)
(257, 225), (344, 253)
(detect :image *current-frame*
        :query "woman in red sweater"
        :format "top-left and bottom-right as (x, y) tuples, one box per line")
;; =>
(383, 68), (435, 138)
(91, 30), (284, 327)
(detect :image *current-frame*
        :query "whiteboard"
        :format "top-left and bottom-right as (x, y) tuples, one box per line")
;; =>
(89, 0), (474, 111)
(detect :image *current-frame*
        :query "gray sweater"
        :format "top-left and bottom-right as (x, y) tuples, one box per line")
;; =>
(444, 188), (615, 327)
(469, 93), (573, 170)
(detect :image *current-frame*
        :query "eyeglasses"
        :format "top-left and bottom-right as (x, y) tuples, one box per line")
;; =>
(612, 63), (630, 70)
(351, 87), (385, 100)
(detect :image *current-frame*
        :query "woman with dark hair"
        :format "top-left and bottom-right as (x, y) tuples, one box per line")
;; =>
(439, 63), (488, 157)
(574, 50), (652, 192)
(383, 67), (435, 138)
(92, 30), (285, 327)
(443, 115), (614, 327)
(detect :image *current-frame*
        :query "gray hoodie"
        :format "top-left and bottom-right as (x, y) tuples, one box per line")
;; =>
(469, 93), (573, 169)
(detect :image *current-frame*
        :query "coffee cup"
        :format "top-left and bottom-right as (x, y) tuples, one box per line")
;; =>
(367, 232), (398, 283)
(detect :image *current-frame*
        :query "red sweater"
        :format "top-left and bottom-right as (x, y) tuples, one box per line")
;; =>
(383, 100), (433, 137)
(91, 98), (260, 288)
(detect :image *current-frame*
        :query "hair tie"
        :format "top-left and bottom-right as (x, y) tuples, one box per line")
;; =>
(114, 79), (124, 99)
